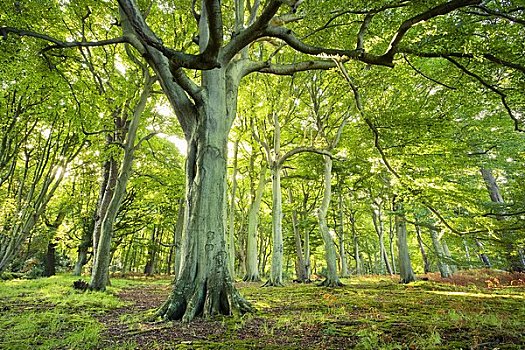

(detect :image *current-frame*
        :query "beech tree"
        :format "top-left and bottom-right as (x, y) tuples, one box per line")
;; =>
(2, 0), (524, 320)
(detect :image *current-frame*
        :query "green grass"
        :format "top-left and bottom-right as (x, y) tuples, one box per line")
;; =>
(0, 274), (137, 350)
(1, 273), (524, 349)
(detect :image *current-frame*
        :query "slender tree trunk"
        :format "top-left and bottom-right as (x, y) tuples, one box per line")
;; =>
(430, 229), (451, 278)
(395, 201), (415, 283)
(144, 225), (158, 276)
(317, 155), (342, 287)
(350, 211), (361, 275)
(243, 166), (266, 282)
(415, 224), (430, 274)
(264, 161), (284, 286)
(480, 167), (524, 271)
(389, 215), (396, 274)
(337, 190), (349, 278)
(43, 208), (66, 277)
(372, 204), (393, 275)
(463, 238), (472, 268)
(476, 240), (492, 268)
(73, 221), (93, 276)
(44, 243), (57, 277)
(90, 74), (152, 290)
(291, 207), (308, 282)
(441, 239), (457, 273)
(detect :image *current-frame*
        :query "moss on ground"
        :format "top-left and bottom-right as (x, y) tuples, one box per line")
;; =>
(0, 272), (524, 349)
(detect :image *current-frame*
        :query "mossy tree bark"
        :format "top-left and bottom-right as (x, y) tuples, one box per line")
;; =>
(317, 155), (343, 287)
(157, 67), (252, 320)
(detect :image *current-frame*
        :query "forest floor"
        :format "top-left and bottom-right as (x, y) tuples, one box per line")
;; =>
(0, 269), (524, 349)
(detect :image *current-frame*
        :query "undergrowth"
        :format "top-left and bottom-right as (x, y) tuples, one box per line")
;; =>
(0, 271), (524, 349)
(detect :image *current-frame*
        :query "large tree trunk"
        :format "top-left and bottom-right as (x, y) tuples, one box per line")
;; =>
(317, 155), (342, 287)
(394, 201), (415, 284)
(170, 199), (185, 277)
(227, 139), (240, 277)
(243, 166), (267, 282)
(156, 68), (251, 321)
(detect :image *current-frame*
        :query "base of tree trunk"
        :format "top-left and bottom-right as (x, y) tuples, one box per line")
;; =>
(317, 278), (344, 287)
(262, 279), (284, 287)
(399, 276), (415, 284)
(242, 274), (261, 282)
(156, 278), (253, 322)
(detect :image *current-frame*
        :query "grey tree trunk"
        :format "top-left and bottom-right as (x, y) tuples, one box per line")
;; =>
(73, 218), (93, 276)
(171, 199), (185, 277)
(264, 160), (284, 286)
(337, 190), (349, 278)
(349, 211), (362, 275)
(476, 240), (492, 268)
(227, 139), (240, 277)
(372, 203), (393, 275)
(288, 187), (308, 282)
(144, 225), (159, 276)
(389, 215), (397, 274)
(430, 229), (451, 278)
(463, 238), (472, 268)
(415, 224), (430, 274)
(92, 149), (120, 268)
(90, 74), (153, 290)
(441, 239), (457, 273)
(243, 166), (267, 282)
(480, 167), (524, 271)
(395, 201), (415, 284)
(157, 67), (251, 320)
(317, 155), (343, 287)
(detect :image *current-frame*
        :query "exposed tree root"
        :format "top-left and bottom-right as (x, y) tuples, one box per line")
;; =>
(262, 279), (285, 287)
(156, 278), (253, 322)
(243, 274), (261, 282)
(317, 278), (344, 287)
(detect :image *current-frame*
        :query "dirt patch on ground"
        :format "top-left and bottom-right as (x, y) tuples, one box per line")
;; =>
(97, 283), (356, 349)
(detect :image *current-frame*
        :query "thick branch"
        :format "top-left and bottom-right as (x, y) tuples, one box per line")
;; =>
(0, 26), (128, 49)
(383, 0), (482, 60)
(445, 57), (523, 132)
(202, 0), (223, 61)
(278, 147), (332, 167)
(243, 59), (339, 77)
(221, 0), (282, 63)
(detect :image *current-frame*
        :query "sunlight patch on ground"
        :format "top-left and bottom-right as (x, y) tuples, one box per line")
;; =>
(425, 290), (525, 300)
